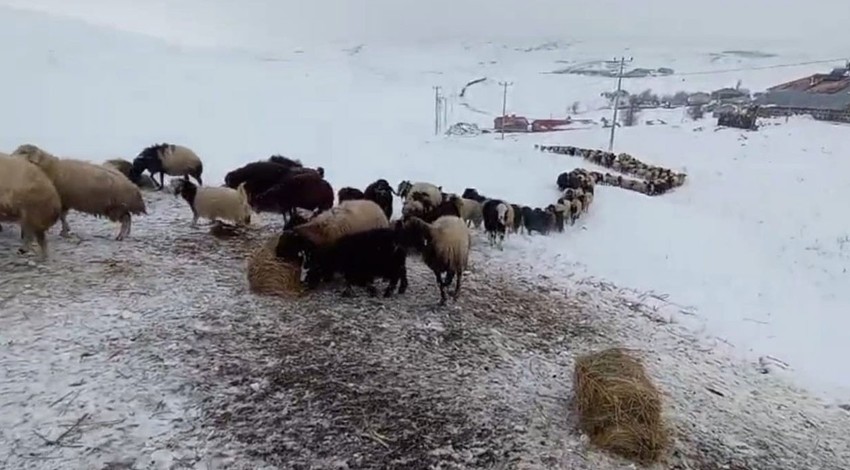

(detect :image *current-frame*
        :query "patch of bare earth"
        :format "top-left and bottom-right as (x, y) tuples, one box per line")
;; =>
(1, 191), (848, 469)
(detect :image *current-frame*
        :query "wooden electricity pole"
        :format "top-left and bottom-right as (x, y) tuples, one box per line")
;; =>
(433, 86), (442, 135)
(607, 56), (633, 152)
(499, 81), (513, 140)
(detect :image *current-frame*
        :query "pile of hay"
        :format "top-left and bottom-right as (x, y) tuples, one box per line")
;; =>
(574, 347), (669, 465)
(246, 235), (304, 298)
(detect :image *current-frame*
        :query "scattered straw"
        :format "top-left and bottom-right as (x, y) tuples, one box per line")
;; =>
(246, 235), (303, 298)
(574, 347), (669, 464)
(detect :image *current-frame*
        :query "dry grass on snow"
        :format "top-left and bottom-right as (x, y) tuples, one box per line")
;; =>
(1, 191), (849, 470)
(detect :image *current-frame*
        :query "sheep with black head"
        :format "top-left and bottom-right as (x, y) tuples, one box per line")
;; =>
(130, 143), (203, 190)
(293, 227), (409, 298)
(364, 178), (395, 219)
(337, 187), (365, 203)
(398, 215), (470, 306)
(396, 180), (443, 208)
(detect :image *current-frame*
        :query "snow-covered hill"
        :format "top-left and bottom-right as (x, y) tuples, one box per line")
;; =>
(1, 3), (849, 468)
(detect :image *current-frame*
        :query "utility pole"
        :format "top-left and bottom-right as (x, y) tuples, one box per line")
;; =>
(607, 56), (633, 152)
(498, 81), (513, 140)
(433, 86), (442, 135)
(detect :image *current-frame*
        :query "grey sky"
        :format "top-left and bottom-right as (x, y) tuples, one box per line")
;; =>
(1, 0), (847, 49)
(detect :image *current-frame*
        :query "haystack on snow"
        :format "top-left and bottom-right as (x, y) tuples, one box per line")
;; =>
(246, 235), (303, 297)
(574, 347), (669, 465)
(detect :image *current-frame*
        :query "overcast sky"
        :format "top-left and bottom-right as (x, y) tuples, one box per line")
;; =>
(1, 0), (848, 50)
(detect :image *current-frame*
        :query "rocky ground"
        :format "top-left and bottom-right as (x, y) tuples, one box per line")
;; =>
(1, 190), (848, 469)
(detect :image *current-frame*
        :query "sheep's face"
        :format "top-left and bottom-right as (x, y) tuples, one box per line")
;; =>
(12, 144), (48, 167)
(275, 231), (309, 263)
(396, 181), (412, 198)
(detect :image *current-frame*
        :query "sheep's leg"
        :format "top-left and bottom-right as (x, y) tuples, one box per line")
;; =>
(34, 230), (48, 261)
(191, 213), (199, 227)
(59, 210), (72, 238)
(434, 271), (447, 305)
(158, 172), (165, 190)
(452, 271), (463, 300)
(443, 271), (455, 287)
(365, 282), (378, 297)
(116, 214), (131, 241)
(397, 268), (409, 294)
(341, 282), (354, 297)
(17, 227), (33, 255)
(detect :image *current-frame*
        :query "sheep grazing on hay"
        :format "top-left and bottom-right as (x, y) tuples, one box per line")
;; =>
(0, 154), (62, 259)
(398, 215), (470, 305)
(103, 158), (157, 189)
(172, 178), (252, 227)
(246, 235), (304, 298)
(299, 227), (409, 298)
(130, 143), (204, 190)
(12, 144), (147, 241)
(363, 178), (395, 220)
(275, 199), (390, 287)
(252, 173), (334, 220)
(337, 187), (365, 203)
(574, 347), (669, 465)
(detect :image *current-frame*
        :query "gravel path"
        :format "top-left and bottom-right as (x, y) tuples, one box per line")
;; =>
(1, 191), (847, 469)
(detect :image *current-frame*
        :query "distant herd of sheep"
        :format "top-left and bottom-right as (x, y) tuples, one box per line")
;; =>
(0, 141), (686, 305)
(538, 145), (687, 196)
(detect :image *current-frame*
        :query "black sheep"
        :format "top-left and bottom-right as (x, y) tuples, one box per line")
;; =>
(364, 179), (394, 219)
(302, 228), (409, 298)
(268, 155), (303, 169)
(462, 188), (487, 203)
(546, 204), (565, 232)
(253, 173), (334, 219)
(510, 203), (523, 233)
(224, 161), (297, 202)
(337, 187), (365, 202)
(522, 207), (554, 235)
(482, 199), (510, 248)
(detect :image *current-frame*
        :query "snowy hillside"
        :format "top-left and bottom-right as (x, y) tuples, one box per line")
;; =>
(1, 3), (849, 469)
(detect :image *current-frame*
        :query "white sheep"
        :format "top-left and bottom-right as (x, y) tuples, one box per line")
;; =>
(12, 144), (147, 240)
(0, 154), (62, 259)
(397, 180), (443, 208)
(459, 197), (483, 228)
(173, 178), (252, 227)
(292, 199), (390, 247)
(400, 215), (471, 305)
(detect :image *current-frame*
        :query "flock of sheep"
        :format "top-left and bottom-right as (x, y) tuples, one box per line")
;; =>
(0, 140), (684, 305)
(538, 145), (688, 196)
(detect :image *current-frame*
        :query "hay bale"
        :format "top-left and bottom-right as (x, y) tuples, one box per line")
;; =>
(246, 235), (304, 298)
(574, 347), (669, 464)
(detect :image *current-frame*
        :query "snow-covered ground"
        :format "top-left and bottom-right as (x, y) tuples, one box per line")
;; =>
(1, 3), (850, 468)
